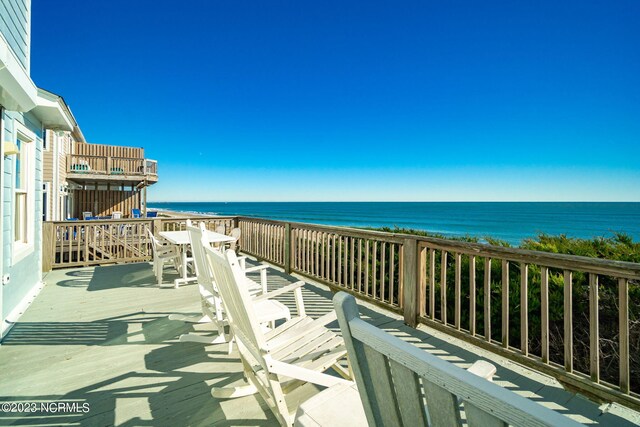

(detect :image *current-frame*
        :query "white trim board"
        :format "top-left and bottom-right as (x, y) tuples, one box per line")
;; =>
(0, 280), (44, 341)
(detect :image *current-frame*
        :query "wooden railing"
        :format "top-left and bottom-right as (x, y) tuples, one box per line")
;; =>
(146, 159), (158, 175)
(410, 237), (640, 410)
(289, 223), (404, 309)
(67, 154), (158, 177)
(157, 216), (236, 233)
(236, 216), (640, 410)
(42, 219), (154, 270)
(42, 215), (640, 410)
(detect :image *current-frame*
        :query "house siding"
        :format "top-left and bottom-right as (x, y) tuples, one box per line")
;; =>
(0, 0), (29, 69)
(43, 130), (53, 181)
(2, 108), (43, 324)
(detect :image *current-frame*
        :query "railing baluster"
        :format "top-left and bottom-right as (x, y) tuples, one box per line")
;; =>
(419, 245), (427, 316)
(291, 231), (302, 270)
(469, 255), (476, 336)
(338, 236), (342, 285)
(564, 270), (573, 372)
(343, 236), (348, 286)
(67, 225), (72, 263)
(441, 250), (448, 325)
(484, 257), (491, 342)
(76, 224), (82, 264)
(521, 263), (528, 356)
(429, 248), (436, 320)
(390, 244), (396, 306)
(619, 277), (630, 394)
(356, 239), (362, 292)
(502, 259), (509, 348)
(331, 235), (336, 283)
(307, 229), (312, 274)
(455, 253), (461, 330)
(350, 237), (355, 290)
(315, 231), (320, 276)
(589, 273), (599, 383)
(380, 242), (386, 302)
(365, 240), (370, 296)
(320, 232), (325, 278)
(324, 233), (329, 280)
(541, 266), (549, 363)
(372, 241), (378, 298)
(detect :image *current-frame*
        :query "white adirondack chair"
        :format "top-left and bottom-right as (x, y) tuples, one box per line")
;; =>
(197, 221), (269, 293)
(171, 225), (297, 348)
(295, 292), (584, 427)
(204, 246), (351, 427)
(228, 227), (241, 251)
(147, 227), (180, 285)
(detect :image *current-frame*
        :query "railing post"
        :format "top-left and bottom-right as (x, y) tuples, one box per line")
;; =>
(402, 238), (419, 327)
(106, 156), (111, 174)
(284, 223), (292, 274)
(42, 222), (55, 272)
(152, 219), (162, 235)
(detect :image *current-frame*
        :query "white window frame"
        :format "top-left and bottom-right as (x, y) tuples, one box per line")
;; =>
(42, 182), (50, 221)
(13, 120), (36, 264)
(43, 129), (49, 151)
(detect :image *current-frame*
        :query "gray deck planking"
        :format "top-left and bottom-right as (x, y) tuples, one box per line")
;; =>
(0, 260), (638, 426)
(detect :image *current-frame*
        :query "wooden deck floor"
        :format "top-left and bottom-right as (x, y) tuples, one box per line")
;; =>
(0, 260), (638, 426)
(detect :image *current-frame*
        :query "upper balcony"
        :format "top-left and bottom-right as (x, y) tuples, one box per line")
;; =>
(66, 143), (158, 185)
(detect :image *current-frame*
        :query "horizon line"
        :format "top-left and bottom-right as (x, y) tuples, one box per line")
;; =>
(147, 200), (640, 203)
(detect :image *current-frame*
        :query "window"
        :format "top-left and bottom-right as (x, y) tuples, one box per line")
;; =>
(43, 183), (49, 221)
(13, 121), (36, 262)
(14, 138), (28, 242)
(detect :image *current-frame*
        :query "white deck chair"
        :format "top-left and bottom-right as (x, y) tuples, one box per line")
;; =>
(215, 224), (226, 235)
(195, 221), (268, 291)
(171, 225), (294, 348)
(229, 227), (241, 252)
(147, 227), (180, 285)
(205, 246), (351, 426)
(295, 292), (582, 427)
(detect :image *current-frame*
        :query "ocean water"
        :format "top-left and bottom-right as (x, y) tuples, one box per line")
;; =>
(147, 202), (640, 246)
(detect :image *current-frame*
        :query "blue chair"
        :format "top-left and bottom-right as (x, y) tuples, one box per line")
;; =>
(64, 218), (79, 239)
(146, 211), (158, 218)
(131, 209), (141, 218)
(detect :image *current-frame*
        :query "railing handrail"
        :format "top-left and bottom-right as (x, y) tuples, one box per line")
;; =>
(49, 218), (154, 225)
(414, 235), (640, 279)
(66, 153), (159, 177)
(68, 154), (108, 159)
(237, 216), (407, 244)
(68, 153), (148, 161)
(235, 215), (640, 279)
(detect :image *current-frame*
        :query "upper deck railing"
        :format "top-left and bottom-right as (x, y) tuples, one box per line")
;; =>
(67, 143), (158, 181)
(42, 215), (640, 411)
(67, 154), (158, 180)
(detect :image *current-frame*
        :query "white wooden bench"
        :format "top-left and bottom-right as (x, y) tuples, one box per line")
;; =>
(295, 292), (584, 427)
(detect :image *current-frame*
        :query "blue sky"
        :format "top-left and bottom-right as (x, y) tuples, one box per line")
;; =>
(31, 1), (640, 201)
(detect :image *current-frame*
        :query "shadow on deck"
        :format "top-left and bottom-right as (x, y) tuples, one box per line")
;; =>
(0, 261), (638, 426)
